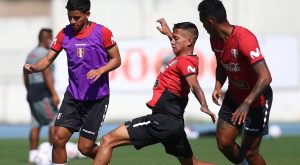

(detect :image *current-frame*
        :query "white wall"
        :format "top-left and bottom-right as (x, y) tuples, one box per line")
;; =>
(0, 0), (299, 124)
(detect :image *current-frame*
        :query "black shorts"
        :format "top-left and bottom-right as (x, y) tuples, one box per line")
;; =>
(55, 92), (109, 141)
(125, 113), (193, 159)
(219, 88), (273, 137)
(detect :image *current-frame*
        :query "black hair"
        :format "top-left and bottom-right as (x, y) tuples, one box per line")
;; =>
(38, 28), (52, 42)
(198, 0), (227, 23)
(66, 0), (91, 13)
(173, 22), (199, 40)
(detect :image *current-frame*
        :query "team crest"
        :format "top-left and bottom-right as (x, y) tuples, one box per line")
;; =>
(77, 48), (85, 58)
(231, 49), (239, 58)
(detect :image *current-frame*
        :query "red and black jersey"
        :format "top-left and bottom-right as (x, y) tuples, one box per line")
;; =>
(147, 55), (199, 118)
(211, 26), (269, 107)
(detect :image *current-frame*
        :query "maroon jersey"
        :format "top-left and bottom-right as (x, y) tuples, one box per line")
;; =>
(147, 55), (199, 118)
(211, 26), (265, 107)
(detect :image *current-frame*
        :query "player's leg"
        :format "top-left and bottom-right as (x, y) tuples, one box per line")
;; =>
(163, 126), (215, 165)
(92, 124), (131, 165)
(49, 125), (55, 145)
(29, 127), (40, 149)
(28, 101), (43, 163)
(28, 126), (41, 163)
(77, 95), (110, 158)
(240, 136), (265, 165)
(52, 93), (81, 164)
(215, 96), (247, 164)
(241, 87), (272, 165)
(216, 118), (244, 164)
(52, 126), (74, 163)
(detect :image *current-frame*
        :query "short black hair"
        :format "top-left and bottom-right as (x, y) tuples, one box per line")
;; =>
(198, 0), (227, 23)
(173, 22), (199, 40)
(38, 28), (52, 42)
(66, 0), (91, 13)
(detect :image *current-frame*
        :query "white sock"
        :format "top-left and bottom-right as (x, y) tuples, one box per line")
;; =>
(29, 149), (39, 162)
(236, 159), (249, 165)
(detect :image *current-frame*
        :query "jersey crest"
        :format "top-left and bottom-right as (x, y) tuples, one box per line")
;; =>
(77, 48), (85, 58)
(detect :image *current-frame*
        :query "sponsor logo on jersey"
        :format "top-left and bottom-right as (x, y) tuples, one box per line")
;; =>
(231, 80), (249, 89)
(221, 62), (240, 72)
(75, 43), (87, 47)
(187, 66), (196, 73)
(231, 49), (239, 58)
(250, 48), (261, 59)
(77, 48), (84, 58)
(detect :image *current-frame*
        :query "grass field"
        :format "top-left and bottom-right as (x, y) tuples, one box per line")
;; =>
(0, 136), (299, 165)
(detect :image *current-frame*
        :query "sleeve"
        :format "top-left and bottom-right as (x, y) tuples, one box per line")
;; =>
(51, 29), (64, 52)
(101, 26), (117, 49)
(239, 31), (264, 64)
(177, 58), (198, 78)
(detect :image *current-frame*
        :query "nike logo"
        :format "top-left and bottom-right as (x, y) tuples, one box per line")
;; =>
(250, 48), (261, 59)
(187, 66), (196, 73)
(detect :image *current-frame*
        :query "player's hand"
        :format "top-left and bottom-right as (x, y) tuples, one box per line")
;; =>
(231, 101), (250, 125)
(23, 64), (35, 74)
(156, 18), (172, 37)
(87, 68), (103, 82)
(52, 94), (60, 107)
(212, 88), (222, 106)
(201, 106), (216, 123)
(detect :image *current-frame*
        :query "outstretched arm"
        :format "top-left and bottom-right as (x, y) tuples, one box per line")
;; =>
(186, 75), (216, 123)
(86, 45), (121, 81)
(156, 18), (173, 41)
(231, 60), (272, 125)
(23, 50), (59, 74)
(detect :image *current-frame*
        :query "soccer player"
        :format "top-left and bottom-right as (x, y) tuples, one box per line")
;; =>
(23, 0), (121, 164)
(92, 20), (216, 165)
(23, 28), (60, 163)
(198, 0), (273, 164)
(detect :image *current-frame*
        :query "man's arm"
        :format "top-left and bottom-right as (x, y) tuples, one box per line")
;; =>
(186, 75), (216, 123)
(23, 74), (29, 91)
(156, 18), (173, 41)
(86, 45), (121, 81)
(212, 61), (227, 105)
(42, 68), (60, 107)
(23, 50), (59, 74)
(231, 59), (272, 124)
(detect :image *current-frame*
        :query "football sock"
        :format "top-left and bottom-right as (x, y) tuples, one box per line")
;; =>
(29, 149), (39, 162)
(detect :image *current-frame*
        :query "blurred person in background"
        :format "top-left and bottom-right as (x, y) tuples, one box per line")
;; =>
(197, 0), (273, 164)
(92, 20), (216, 165)
(23, 0), (121, 164)
(23, 28), (60, 163)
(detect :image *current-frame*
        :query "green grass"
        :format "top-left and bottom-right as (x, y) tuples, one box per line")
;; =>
(0, 136), (299, 165)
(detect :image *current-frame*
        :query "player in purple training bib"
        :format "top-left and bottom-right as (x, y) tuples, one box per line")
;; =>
(23, 0), (121, 164)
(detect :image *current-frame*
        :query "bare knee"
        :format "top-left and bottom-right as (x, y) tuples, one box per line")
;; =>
(217, 137), (235, 152)
(53, 134), (68, 149)
(100, 133), (114, 147)
(78, 142), (95, 156)
(244, 148), (259, 160)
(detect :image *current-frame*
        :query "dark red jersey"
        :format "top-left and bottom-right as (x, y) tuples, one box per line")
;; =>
(147, 55), (199, 118)
(210, 26), (266, 107)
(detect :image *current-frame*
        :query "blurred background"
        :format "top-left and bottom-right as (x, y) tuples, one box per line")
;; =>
(0, 0), (299, 137)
